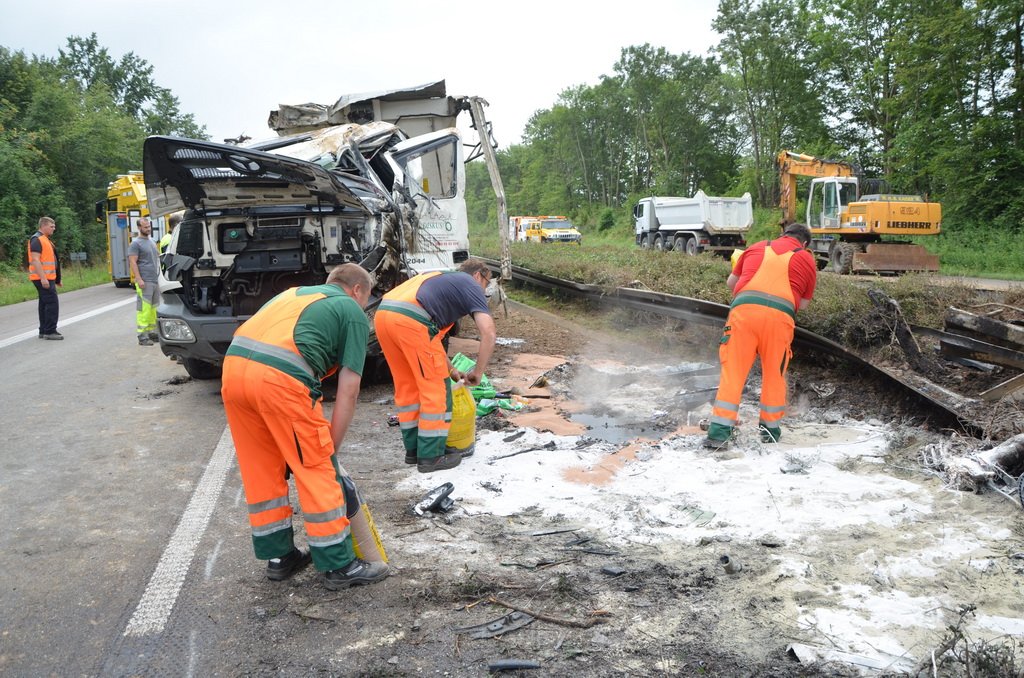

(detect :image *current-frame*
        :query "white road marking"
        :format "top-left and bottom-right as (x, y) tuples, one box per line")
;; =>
(0, 297), (135, 349)
(123, 427), (235, 637)
(204, 540), (223, 582)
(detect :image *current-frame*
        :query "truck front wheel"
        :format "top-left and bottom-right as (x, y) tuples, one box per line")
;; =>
(182, 358), (223, 380)
(640, 235), (650, 249)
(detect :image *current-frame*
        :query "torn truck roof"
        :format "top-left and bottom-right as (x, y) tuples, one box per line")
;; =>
(268, 80), (466, 138)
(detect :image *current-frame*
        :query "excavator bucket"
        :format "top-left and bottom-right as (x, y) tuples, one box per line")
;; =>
(852, 244), (939, 274)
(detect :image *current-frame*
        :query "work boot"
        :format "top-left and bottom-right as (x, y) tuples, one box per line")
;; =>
(447, 445), (474, 458)
(266, 547), (311, 581)
(417, 452), (462, 474)
(138, 335), (153, 346)
(324, 558), (390, 590)
(701, 436), (730, 451)
(760, 426), (782, 444)
(41, 333), (64, 341)
(148, 331), (160, 342)
(404, 453), (418, 465)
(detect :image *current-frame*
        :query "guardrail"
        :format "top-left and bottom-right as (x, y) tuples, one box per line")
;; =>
(480, 257), (980, 437)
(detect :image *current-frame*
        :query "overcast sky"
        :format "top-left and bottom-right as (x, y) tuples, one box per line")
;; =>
(0, 0), (720, 148)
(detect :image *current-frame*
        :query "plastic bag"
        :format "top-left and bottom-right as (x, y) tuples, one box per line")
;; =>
(446, 382), (477, 455)
(450, 352), (496, 401)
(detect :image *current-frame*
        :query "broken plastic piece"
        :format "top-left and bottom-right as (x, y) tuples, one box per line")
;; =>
(386, 414), (400, 427)
(601, 565), (626, 577)
(453, 611), (535, 639)
(413, 482), (455, 516)
(488, 659), (541, 673)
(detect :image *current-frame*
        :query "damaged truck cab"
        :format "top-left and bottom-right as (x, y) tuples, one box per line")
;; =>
(146, 120), (469, 379)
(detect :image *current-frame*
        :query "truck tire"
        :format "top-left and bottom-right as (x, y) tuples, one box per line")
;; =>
(182, 358), (222, 380)
(114, 280), (133, 289)
(684, 237), (699, 256)
(672, 236), (685, 252)
(829, 242), (857, 274)
(653, 234), (665, 251)
(640, 235), (650, 249)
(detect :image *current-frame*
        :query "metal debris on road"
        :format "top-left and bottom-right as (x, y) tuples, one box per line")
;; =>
(453, 610), (535, 639)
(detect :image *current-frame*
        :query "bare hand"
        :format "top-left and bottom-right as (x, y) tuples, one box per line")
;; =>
(137, 280), (146, 289)
(465, 368), (482, 386)
(449, 368), (464, 382)
(41, 281), (50, 289)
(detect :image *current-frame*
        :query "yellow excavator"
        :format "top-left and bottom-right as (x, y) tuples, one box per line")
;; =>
(777, 150), (941, 274)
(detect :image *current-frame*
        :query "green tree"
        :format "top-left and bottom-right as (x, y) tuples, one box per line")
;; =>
(715, 0), (827, 206)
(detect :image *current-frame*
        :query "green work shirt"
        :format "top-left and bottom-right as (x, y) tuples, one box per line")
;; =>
(293, 285), (369, 378)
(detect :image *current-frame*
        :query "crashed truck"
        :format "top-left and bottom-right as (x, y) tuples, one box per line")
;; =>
(147, 81), (500, 379)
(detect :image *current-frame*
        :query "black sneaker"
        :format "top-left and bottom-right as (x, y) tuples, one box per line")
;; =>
(266, 548), (311, 581)
(417, 452), (462, 474)
(404, 453), (418, 465)
(148, 331), (160, 342)
(324, 559), (390, 590)
(41, 333), (64, 341)
(138, 335), (153, 346)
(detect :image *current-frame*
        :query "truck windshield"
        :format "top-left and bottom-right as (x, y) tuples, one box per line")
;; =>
(542, 220), (573, 228)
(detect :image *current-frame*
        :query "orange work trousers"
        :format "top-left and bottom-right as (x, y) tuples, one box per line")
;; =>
(708, 304), (794, 441)
(221, 357), (355, 572)
(374, 309), (452, 460)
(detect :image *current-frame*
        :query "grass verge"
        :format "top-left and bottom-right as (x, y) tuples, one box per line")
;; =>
(0, 264), (113, 306)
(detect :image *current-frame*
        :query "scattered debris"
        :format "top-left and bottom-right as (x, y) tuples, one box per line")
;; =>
(502, 430), (527, 443)
(165, 375), (191, 385)
(487, 659), (541, 673)
(529, 375), (548, 389)
(786, 642), (915, 674)
(386, 414), (400, 427)
(485, 596), (610, 629)
(719, 555), (742, 574)
(600, 565), (626, 577)
(489, 440), (558, 463)
(412, 483), (456, 516)
(495, 337), (526, 347)
(453, 610), (535, 639)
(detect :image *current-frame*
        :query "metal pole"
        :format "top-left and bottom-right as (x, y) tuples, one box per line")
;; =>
(467, 97), (511, 282)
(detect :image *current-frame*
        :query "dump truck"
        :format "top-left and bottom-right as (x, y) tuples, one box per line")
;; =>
(149, 82), (503, 380)
(94, 173), (168, 287)
(633, 191), (753, 255)
(778, 150), (941, 274)
(508, 215), (582, 244)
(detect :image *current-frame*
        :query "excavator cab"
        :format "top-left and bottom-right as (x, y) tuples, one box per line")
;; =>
(807, 177), (858, 229)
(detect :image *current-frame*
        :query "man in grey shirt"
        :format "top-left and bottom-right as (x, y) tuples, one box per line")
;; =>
(127, 217), (161, 346)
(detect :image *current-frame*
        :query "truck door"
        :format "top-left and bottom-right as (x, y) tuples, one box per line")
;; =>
(390, 130), (468, 273)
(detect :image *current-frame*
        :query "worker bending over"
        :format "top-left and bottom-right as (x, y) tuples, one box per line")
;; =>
(221, 263), (389, 590)
(375, 258), (496, 473)
(704, 223), (817, 450)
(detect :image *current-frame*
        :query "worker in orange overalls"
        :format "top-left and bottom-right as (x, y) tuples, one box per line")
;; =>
(704, 222), (817, 450)
(374, 258), (496, 473)
(221, 263), (389, 590)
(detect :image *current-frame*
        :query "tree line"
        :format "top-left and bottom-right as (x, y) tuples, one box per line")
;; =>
(0, 34), (205, 269)
(468, 0), (1024, 238)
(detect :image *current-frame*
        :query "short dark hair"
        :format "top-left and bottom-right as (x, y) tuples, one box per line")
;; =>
(783, 222), (812, 246)
(458, 258), (491, 279)
(327, 263), (372, 290)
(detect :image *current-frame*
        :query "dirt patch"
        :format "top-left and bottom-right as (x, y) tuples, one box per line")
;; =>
(250, 300), (1024, 676)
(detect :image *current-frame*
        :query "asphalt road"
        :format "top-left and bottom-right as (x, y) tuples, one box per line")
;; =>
(0, 284), (245, 675)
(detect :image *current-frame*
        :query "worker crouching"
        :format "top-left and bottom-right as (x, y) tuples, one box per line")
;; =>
(704, 223), (818, 450)
(221, 263), (389, 589)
